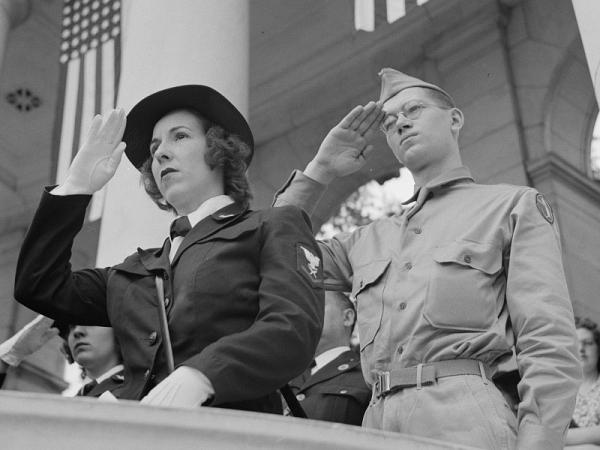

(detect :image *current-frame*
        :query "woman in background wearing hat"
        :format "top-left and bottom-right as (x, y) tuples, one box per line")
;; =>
(14, 85), (324, 412)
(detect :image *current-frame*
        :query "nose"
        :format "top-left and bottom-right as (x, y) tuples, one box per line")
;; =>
(153, 142), (172, 162)
(395, 113), (412, 132)
(71, 325), (86, 339)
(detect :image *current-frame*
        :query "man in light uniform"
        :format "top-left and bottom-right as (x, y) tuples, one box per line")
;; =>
(275, 68), (581, 449)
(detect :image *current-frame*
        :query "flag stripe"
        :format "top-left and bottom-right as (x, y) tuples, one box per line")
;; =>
(56, 58), (80, 184)
(50, 63), (68, 182)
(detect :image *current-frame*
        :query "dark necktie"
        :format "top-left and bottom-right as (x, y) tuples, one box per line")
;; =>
(169, 216), (192, 240)
(79, 379), (98, 396)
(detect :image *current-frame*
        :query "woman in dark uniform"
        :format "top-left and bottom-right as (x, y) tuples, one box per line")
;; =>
(14, 85), (324, 412)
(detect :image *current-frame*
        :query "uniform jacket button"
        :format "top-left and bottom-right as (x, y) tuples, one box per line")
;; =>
(463, 255), (472, 263)
(339, 389), (348, 394)
(164, 297), (170, 307)
(296, 393), (305, 401)
(148, 331), (158, 345)
(144, 369), (151, 378)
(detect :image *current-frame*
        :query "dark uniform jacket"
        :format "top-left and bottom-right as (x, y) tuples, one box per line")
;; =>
(15, 189), (324, 413)
(289, 350), (370, 425)
(77, 368), (125, 397)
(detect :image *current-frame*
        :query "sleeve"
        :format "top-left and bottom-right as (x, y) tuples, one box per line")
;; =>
(13, 188), (111, 326)
(272, 170), (364, 292)
(505, 189), (582, 450)
(183, 206), (325, 404)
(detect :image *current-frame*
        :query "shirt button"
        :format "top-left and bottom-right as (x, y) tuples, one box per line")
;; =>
(404, 262), (413, 270)
(399, 302), (407, 310)
(414, 228), (422, 234)
(296, 394), (305, 401)
(359, 280), (364, 288)
(397, 346), (403, 354)
(164, 297), (170, 307)
(463, 255), (472, 264)
(148, 331), (158, 345)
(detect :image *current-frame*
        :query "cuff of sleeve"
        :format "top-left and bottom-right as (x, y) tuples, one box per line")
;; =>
(517, 421), (565, 450)
(272, 170), (327, 215)
(0, 353), (21, 367)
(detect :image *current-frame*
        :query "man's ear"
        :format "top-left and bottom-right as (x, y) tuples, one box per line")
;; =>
(450, 108), (464, 136)
(342, 308), (356, 328)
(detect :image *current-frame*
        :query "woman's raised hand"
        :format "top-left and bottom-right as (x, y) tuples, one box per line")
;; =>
(58, 109), (127, 195)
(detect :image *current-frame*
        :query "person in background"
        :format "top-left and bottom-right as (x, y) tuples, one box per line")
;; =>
(274, 68), (580, 449)
(14, 84), (324, 412)
(288, 290), (370, 425)
(566, 317), (600, 448)
(1, 317), (122, 398)
(59, 324), (123, 397)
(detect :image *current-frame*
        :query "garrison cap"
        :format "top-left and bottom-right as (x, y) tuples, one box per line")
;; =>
(378, 68), (455, 105)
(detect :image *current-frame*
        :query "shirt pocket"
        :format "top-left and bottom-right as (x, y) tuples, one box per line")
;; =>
(352, 259), (391, 351)
(423, 241), (502, 332)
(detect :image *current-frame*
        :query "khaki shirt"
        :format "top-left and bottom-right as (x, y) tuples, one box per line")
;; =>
(275, 166), (581, 449)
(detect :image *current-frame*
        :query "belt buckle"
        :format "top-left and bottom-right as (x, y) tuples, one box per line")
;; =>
(374, 371), (391, 398)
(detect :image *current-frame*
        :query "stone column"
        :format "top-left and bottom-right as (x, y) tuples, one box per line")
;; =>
(96, 0), (249, 265)
(0, 0), (30, 76)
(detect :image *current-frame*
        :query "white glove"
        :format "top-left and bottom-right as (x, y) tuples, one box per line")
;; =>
(140, 366), (215, 408)
(54, 109), (127, 195)
(0, 315), (58, 366)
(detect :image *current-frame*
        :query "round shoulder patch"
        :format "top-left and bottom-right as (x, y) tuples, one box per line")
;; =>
(535, 194), (554, 224)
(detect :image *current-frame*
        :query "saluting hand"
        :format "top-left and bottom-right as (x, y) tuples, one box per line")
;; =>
(305, 101), (384, 184)
(0, 315), (58, 367)
(56, 109), (127, 195)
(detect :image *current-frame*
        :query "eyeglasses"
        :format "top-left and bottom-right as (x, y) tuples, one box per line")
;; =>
(380, 101), (451, 134)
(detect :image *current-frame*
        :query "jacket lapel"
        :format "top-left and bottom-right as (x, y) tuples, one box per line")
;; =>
(171, 202), (249, 266)
(112, 239), (170, 276)
(300, 351), (360, 392)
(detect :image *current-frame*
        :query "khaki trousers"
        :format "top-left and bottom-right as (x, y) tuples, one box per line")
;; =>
(363, 374), (517, 449)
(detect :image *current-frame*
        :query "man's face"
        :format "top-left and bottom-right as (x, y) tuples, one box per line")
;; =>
(150, 109), (221, 214)
(68, 326), (118, 371)
(382, 87), (458, 172)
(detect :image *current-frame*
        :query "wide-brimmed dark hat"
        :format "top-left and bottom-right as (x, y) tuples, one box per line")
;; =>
(123, 85), (254, 170)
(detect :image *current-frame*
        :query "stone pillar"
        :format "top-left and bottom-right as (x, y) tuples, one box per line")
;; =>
(96, 0), (249, 265)
(0, 0), (30, 76)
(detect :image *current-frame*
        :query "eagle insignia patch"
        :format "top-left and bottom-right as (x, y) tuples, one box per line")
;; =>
(535, 194), (554, 224)
(297, 244), (323, 286)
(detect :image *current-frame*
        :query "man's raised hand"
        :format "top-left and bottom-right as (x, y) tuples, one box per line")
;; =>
(305, 101), (384, 185)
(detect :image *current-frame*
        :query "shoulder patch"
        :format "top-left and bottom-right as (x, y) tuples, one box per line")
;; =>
(297, 243), (323, 286)
(535, 194), (554, 224)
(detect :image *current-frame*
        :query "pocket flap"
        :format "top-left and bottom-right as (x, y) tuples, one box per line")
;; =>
(352, 259), (391, 296)
(433, 241), (501, 274)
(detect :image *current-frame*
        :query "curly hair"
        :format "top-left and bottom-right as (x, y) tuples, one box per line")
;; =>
(139, 109), (252, 213)
(576, 316), (600, 371)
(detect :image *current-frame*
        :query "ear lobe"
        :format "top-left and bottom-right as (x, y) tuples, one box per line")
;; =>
(450, 108), (464, 132)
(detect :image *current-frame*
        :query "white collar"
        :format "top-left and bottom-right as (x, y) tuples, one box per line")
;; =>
(94, 364), (124, 383)
(170, 195), (235, 241)
(312, 346), (350, 375)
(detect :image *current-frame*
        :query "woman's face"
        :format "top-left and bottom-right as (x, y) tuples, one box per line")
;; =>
(149, 109), (223, 215)
(577, 327), (599, 374)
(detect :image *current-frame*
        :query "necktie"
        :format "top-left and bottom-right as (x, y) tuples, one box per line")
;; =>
(79, 379), (98, 396)
(169, 216), (192, 240)
(406, 186), (431, 220)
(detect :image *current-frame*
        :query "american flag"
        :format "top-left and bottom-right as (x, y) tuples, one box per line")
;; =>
(354, 0), (430, 31)
(52, 0), (122, 221)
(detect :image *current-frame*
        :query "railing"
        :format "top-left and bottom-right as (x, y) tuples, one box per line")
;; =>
(0, 390), (476, 449)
